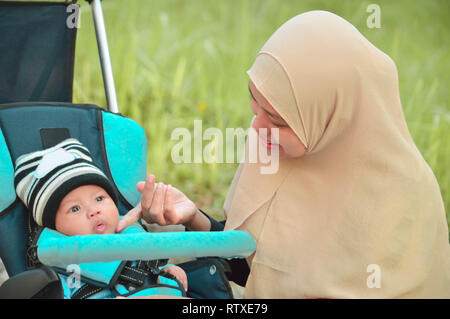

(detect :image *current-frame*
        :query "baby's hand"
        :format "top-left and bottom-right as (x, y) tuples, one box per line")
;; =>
(161, 265), (188, 292)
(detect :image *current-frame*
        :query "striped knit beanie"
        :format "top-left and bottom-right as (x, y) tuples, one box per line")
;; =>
(14, 138), (118, 229)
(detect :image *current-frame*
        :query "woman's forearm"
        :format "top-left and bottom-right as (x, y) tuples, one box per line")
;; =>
(184, 209), (212, 231)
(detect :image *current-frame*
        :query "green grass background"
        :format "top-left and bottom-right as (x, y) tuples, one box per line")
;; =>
(72, 0), (449, 226)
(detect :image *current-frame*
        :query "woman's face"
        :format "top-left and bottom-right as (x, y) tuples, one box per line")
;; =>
(249, 81), (307, 159)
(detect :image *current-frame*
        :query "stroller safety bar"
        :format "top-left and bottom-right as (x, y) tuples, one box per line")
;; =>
(37, 230), (256, 266)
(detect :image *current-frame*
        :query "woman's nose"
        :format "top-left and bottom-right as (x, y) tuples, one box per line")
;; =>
(252, 111), (265, 130)
(252, 112), (272, 134)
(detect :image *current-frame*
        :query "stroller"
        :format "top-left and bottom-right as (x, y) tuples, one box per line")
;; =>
(0, 0), (252, 298)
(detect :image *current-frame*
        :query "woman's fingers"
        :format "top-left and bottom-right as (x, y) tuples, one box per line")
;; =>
(116, 203), (142, 232)
(163, 185), (178, 224)
(140, 174), (155, 208)
(147, 183), (168, 225)
(137, 174), (155, 194)
(135, 174), (185, 226)
(140, 175), (160, 224)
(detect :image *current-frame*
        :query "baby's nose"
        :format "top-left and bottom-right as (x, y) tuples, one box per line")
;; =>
(89, 210), (100, 218)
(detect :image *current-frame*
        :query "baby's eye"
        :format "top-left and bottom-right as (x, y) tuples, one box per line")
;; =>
(95, 196), (104, 202)
(69, 205), (80, 213)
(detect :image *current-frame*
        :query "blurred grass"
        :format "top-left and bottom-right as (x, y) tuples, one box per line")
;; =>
(72, 0), (449, 225)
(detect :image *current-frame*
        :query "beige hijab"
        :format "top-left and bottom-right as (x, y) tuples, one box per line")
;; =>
(224, 11), (450, 298)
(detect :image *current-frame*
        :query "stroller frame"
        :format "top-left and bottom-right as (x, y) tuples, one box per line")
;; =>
(88, 0), (119, 113)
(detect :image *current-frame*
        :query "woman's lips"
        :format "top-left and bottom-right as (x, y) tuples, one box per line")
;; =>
(259, 135), (279, 149)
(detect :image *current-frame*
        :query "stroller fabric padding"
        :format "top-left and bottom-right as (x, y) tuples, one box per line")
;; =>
(102, 111), (147, 207)
(0, 127), (15, 212)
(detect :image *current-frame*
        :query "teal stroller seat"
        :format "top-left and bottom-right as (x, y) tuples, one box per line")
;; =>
(0, 0), (253, 299)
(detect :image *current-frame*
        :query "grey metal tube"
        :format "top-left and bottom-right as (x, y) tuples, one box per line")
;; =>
(90, 0), (119, 113)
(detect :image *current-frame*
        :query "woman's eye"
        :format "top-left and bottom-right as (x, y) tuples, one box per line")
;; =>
(96, 196), (104, 202)
(272, 120), (288, 128)
(268, 115), (288, 127)
(70, 206), (80, 213)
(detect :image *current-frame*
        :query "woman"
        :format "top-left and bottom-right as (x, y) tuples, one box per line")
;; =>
(118, 11), (450, 298)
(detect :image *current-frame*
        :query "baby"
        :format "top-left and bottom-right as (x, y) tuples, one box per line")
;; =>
(14, 138), (187, 296)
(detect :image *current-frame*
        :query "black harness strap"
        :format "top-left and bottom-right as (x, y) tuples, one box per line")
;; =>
(72, 260), (163, 299)
(118, 264), (147, 286)
(71, 284), (103, 299)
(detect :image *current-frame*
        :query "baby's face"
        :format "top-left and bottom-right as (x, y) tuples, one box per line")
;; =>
(55, 185), (119, 236)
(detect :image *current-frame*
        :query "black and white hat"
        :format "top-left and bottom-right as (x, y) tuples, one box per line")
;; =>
(14, 138), (118, 229)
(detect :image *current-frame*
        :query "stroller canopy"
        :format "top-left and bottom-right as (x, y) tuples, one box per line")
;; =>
(0, 1), (77, 104)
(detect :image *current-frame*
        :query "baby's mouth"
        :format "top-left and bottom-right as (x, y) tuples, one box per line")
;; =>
(94, 221), (106, 234)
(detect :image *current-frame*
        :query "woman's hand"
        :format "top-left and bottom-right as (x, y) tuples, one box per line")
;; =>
(116, 174), (204, 232)
(139, 176), (198, 226)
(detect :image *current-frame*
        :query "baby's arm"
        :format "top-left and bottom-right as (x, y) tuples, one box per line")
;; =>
(160, 265), (188, 292)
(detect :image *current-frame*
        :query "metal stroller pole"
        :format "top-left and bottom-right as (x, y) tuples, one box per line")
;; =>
(89, 0), (119, 113)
